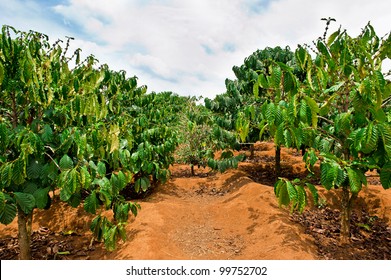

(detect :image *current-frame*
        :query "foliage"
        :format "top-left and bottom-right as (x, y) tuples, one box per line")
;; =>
(206, 47), (297, 146)
(271, 19), (391, 243)
(175, 98), (244, 175)
(0, 26), (179, 257)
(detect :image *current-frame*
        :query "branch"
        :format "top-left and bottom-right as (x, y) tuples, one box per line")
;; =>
(382, 96), (391, 108)
(45, 146), (61, 171)
(318, 116), (334, 125)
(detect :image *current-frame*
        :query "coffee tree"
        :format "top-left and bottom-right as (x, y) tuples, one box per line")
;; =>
(274, 21), (391, 243)
(176, 97), (244, 175)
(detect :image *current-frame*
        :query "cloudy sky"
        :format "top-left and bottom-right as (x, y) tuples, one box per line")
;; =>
(1, 0), (390, 99)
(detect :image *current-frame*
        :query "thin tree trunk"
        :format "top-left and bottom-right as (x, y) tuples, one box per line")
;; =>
(191, 164), (195, 176)
(275, 145), (281, 178)
(17, 207), (33, 260)
(340, 186), (351, 244)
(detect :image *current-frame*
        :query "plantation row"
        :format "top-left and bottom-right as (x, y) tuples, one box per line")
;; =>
(1, 20), (391, 259)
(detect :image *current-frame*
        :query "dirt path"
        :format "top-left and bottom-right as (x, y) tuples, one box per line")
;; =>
(89, 165), (318, 260)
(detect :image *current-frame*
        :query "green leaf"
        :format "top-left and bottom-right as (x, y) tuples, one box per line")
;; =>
(27, 159), (43, 179)
(103, 225), (118, 252)
(90, 215), (105, 242)
(98, 187), (112, 209)
(14, 192), (35, 214)
(80, 166), (91, 189)
(135, 177), (150, 193)
(117, 224), (127, 242)
(271, 66), (282, 88)
(258, 73), (269, 89)
(295, 47), (308, 70)
(323, 82), (345, 94)
(0, 123), (9, 150)
(253, 82), (259, 98)
(33, 187), (50, 209)
(129, 202), (140, 217)
(306, 183), (319, 206)
(297, 185), (307, 213)
(275, 123), (285, 146)
(360, 122), (378, 154)
(347, 167), (363, 194)
(377, 123), (391, 157)
(266, 102), (276, 124)
(59, 155), (73, 171)
(317, 40), (331, 59)
(327, 29), (341, 46)
(97, 162), (106, 177)
(0, 192), (5, 213)
(303, 96), (319, 128)
(114, 203), (130, 222)
(380, 162), (391, 189)
(41, 125), (53, 143)
(0, 61), (4, 86)
(117, 171), (127, 191)
(321, 162), (332, 190)
(12, 158), (26, 185)
(84, 191), (100, 214)
(274, 180), (290, 207)
(1, 163), (13, 188)
(0, 202), (17, 225)
(109, 124), (120, 153)
(67, 193), (81, 208)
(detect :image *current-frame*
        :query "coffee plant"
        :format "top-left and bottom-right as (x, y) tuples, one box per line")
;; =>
(273, 20), (391, 243)
(176, 97), (244, 175)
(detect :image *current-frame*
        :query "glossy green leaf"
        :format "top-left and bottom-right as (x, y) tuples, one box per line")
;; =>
(84, 191), (99, 214)
(0, 202), (17, 225)
(14, 192), (35, 214)
(347, 168), (363, 194)
(27, 159), (43, 179)
(97, 162), (106, 177)
(33, 187), (50, 209)
(12, 158), (26, 185)
(135, 177), (150, 193)
(59, 155), (73, 171)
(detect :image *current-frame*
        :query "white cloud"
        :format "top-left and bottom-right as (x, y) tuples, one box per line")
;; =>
(1, 0), (390, 98)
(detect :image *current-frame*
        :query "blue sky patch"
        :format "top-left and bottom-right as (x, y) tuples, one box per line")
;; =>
(223, 42), (236, 53)
(245, 0), (274, 15)
(202, 44), (214, 55)
(137, 65), (178, 83)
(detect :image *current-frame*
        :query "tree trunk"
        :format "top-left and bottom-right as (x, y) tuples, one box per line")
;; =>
(275, 145), (281, 178)
(17, 207), (33, 260)
(340, 186), (351, 244)
(340, 186), (358, 244)
(191, 164), (195, 176)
